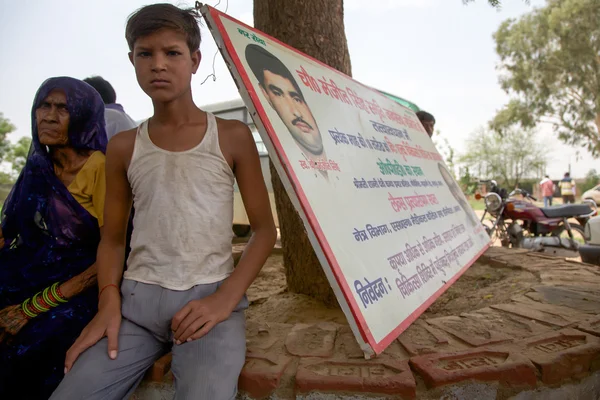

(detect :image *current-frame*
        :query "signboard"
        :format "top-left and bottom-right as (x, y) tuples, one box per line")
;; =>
(202, 6), (491, 357)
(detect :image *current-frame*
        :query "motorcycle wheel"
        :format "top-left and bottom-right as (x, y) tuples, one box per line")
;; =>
(551, 223), (587, 244)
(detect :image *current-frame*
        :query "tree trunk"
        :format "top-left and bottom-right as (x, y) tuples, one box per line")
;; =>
(254, 0), (352, 307)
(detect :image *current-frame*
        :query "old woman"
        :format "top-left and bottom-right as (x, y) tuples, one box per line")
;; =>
(0, 77), (107, 399)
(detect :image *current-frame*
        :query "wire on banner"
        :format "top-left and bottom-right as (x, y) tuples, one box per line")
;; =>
(196, 0), (230, 85)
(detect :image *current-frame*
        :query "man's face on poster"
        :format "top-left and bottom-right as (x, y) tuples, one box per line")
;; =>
(260, 70), (324, 156)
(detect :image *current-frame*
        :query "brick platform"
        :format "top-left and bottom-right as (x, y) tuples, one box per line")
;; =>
(133, 248), (600, 399)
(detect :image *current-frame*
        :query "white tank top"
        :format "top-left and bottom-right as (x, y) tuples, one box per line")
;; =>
(124, 113), (235, 290)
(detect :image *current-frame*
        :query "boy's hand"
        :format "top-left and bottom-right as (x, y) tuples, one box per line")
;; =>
(64, 291), (121, 373)
(171, 291), (234, 344)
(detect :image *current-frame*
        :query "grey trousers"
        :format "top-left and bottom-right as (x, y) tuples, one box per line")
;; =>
(50, 279), (248, 400)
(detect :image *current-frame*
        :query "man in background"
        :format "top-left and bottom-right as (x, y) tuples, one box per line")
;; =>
(84, 76), (137, 140)
(559, 172), (576, 204)
(416, 110), (435, 137)
(540, 175), (556, 207)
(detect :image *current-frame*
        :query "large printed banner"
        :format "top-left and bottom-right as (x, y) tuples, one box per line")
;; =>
(202, 6), (491, 357)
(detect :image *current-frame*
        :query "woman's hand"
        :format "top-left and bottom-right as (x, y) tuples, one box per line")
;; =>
(0, 304), (29, 341)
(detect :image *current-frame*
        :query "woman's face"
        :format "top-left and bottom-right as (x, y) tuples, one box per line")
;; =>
(36, 89), (70, 146)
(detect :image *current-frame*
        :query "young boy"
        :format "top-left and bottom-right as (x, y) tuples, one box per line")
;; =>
(51, 4), (276, 399)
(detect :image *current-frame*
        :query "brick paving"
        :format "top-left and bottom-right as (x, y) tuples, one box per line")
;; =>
(134, 248), (600, 399)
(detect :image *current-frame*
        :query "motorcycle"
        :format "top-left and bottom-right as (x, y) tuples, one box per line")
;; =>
(477, 186), (597, 257)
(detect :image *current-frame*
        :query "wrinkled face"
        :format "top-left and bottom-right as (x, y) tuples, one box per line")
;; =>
(261, 70), (323, 156)
(422, 120), (435, 137)
(36, 89), (70, 146)
(129, 29), (200, 103)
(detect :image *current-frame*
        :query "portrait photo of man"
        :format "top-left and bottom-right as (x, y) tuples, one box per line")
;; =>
(245, 44), (329, 177)
(438, 163), (479, 228)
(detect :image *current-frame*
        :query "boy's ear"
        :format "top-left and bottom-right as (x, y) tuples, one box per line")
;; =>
(128, 52), (134, 66)
(191, 50), (201, 74)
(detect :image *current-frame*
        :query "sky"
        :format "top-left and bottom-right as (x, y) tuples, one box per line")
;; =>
(0, 0), (596, 179)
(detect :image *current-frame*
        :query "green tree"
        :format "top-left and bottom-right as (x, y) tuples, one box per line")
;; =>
(0, 172), (14, 185)
(490, 0), (600, 156)
(0, 113), (15, 163)
(459, 127), (547, 189)
(582, 169), (600, 193)
(458, 166), (478, 195)
(7, 137), (31, 176)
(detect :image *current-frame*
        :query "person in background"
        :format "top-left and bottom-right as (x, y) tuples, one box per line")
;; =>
(83, 76), (137, 140)
(559, 172), (576, 204)
(416, 110), (435, 137)
(540, 175), (556, 207)
(0, 77), (107, 399)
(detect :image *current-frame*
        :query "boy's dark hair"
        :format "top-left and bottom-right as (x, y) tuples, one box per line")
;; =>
(416, 110), (435, 123)
(83, 76), (116, 104)
(125, 4), (201, 52)
(245, 44), (305, 102)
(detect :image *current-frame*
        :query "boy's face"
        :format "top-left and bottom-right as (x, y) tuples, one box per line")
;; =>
(129, 29), (200, 103)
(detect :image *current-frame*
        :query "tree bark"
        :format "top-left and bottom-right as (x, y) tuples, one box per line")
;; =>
(254, 0), (352, 306)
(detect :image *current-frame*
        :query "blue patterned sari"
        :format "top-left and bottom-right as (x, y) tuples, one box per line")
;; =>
(0, 77), (107, 399)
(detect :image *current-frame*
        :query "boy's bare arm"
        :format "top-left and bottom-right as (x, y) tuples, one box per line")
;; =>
(95, 130), (136, 294)
(64, 129), (136, 371)
(218, 121), (277, 303)
(172, 121), (277, 343)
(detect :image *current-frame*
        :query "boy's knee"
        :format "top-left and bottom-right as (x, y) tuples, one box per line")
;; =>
(173, 340), (246, 400)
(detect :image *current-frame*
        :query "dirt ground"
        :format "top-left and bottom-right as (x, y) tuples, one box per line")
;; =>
(245, 252), (540, 326)
(246, 253), (347, 325)
(422, 261), (538, 318)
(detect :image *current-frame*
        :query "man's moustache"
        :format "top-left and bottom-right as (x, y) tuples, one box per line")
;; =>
(292, 117), (313, 130)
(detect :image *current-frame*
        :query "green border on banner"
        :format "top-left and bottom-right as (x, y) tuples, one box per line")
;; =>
(375, 88), (421, 113)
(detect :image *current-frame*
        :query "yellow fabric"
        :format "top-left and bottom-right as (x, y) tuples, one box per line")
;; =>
(67, 151), (106, 227)
(559, 179), (575, 196)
